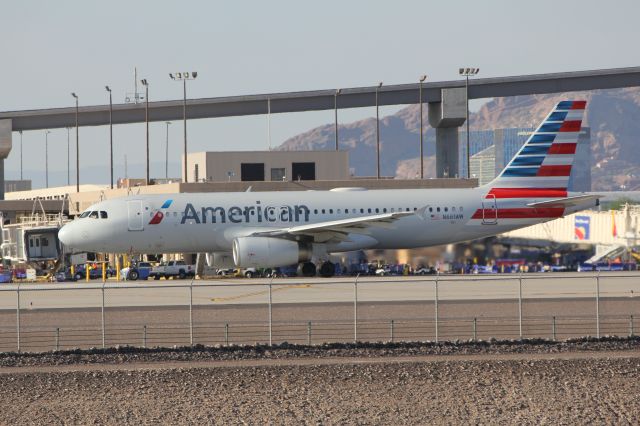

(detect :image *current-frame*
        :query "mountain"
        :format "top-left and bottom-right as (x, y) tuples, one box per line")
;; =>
(278, 88), (640, 190)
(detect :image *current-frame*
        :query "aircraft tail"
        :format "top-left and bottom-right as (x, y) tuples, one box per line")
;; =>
(486, 100), (586, 196)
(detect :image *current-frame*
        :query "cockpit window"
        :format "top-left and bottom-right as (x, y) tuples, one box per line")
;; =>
(79, 211), (90, 218)
(89, 211), (99, 219)
(100, 211), (108, 219)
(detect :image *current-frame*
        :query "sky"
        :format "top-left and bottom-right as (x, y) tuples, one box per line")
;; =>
(1, 0), (639, 188)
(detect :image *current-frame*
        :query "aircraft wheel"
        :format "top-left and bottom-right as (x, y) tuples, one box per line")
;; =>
(319, 261), (335, 278)
(298, 262), (317, 277)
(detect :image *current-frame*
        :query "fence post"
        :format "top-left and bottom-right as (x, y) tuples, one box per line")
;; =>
(55, 327), (60, 351)
(16, 282), (20, 353)
(596, 272), (600, 338)
(268, 278), (273, 346)
(307, 321), (312, 346)
(390, 319), (394, 343)
(101, 280), (106, 349)
(143, 325), (147, 348)
(225, 323), (229, 346)
(518, 273), (523, 340)
(552, 316), (556, 341)
(473, 317), (477, 341)
(189, 278), (194, 347)
(630, 315), (634, 337)
(434, 274), (439, 343)
(354, 274), (359, 343)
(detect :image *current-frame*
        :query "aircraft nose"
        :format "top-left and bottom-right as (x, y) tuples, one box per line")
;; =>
(58, 223), (77, 250)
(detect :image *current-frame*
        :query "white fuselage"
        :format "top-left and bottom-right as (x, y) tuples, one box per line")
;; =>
(57, 186), (593, 256)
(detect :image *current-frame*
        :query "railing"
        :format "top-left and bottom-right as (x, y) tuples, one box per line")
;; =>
(0, 272), (639, 353)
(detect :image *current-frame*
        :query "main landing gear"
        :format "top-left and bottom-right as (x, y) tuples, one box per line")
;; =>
(319, 261), (335, 278)
(297, 262), (316, 277)
(297, 261), (336, 277)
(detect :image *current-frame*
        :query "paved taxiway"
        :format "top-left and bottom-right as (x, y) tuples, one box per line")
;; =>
(0, 272), (639, 310)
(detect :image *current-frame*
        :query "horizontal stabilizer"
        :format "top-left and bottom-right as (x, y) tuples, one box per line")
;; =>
(526, 194), (601, 208)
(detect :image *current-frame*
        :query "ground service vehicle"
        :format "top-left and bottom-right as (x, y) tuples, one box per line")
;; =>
(150, 260), (195, 280)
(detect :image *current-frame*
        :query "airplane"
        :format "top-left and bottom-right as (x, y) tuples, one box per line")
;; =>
(58, 100), (600, 277)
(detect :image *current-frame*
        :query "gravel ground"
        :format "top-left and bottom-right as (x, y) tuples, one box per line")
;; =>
(1, 339), (639, 424)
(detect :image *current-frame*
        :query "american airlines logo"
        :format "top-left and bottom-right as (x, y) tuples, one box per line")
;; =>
(181, 201), (311, 224)
(149, 199), (173, 225)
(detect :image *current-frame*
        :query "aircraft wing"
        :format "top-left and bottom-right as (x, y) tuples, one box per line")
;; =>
(250, 211), (415, 242)
(526, 194), (602, 208)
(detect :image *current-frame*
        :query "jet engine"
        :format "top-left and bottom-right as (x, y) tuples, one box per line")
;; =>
(232, 237), (311, 268)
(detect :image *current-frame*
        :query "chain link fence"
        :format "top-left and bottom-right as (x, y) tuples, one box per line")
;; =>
(1, 273), (639, 353)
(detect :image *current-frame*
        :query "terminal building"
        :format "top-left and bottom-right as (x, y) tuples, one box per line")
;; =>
(185, 150), (350, 183)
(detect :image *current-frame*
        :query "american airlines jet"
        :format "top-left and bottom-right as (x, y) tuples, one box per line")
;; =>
(58, 101), (599, 277)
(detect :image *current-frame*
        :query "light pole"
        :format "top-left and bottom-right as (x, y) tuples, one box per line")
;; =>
(375, 82), (383, 179)
(71, 93), (79, 193)
(18, 130), (22, 181)
(459, 67), (480, 179)
(66, 127), (70, 185)
(44, 130), (51, 188)
(334, 89), (341, 151)
(165, 121), (171, 179)
(419, 75), (427, 179)
(169, 71), (198, 183)
(141, 79), (150, 185)
(105, 86), (114, 189)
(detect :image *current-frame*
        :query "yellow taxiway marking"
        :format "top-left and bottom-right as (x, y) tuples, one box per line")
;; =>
(210, 284), (311, 303)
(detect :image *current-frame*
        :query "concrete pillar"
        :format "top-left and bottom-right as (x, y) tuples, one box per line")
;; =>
(0, 120), (12, 200)
(428, 88), (466, 178)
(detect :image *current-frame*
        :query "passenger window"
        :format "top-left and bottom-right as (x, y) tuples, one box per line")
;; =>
(100, 211), (108, 219)
(329, 209), (333, 214)
(314, 209), (318, 214)
(437, 207), (440, 212)
(444, 207), (448, 212)
(368, 208), (372, 213)
(391, 208), (395, 212)
(375, 208), (379, 213)
(452, 207), (456, 212)
(89, 211), (99, 219)
(460, 206), (464, 211)
(383, 208), (387, 213)
(360, 209), (364, 213)
(322, 209), (325, 214)
(345, 209), (349, 213)
(337, 209), (341, 214)
(429, 207), (433, 212)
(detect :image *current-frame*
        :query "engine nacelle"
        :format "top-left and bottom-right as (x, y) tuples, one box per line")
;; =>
(232, 237), (311, 268)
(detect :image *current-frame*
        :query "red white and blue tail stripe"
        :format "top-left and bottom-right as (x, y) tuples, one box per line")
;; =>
(489, 100), (585, 190)
(470, 101), (587, 225)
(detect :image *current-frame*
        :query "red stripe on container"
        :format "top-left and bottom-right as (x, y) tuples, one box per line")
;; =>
(559, 120), (581, 132)
(471, 207), (565, 220)
(537, 165), (572, 176)
(486, 188), (568, 199)
(547, 143), (577, 155)
(571, 100), (587, 110)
